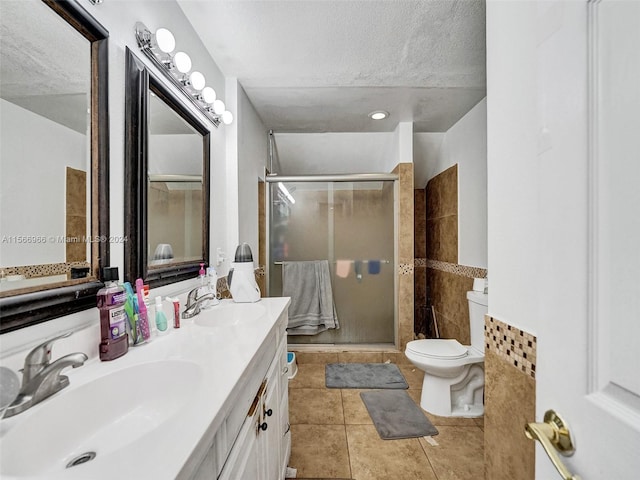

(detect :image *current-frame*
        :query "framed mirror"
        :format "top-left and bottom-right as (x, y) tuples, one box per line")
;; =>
(124, 48), (210, 288)
(0, 0), (110, 333)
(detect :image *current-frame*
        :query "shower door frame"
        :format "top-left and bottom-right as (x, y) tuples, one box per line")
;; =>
(265, 173), (399, 348)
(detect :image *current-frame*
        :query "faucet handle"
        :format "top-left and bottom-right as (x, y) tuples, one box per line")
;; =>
(22, 332), (72, 385)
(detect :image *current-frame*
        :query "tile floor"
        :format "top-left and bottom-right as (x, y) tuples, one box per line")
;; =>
(286, 352), (484, 480)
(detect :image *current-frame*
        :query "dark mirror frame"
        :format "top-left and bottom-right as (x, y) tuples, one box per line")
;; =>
(124, 48), (210, 288)
(0, 0), (110, 334)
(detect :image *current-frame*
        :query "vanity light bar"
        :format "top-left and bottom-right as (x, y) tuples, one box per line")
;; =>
(134, 22), (233, 127)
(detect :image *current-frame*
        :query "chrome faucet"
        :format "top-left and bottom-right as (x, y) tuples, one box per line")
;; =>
(3, 333), (87, 418)
(182, 287), (216, 319)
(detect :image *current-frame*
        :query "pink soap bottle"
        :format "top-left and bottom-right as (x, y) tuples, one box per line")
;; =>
(97, 267), (129, 361)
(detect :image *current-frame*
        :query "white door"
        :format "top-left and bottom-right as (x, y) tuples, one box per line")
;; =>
(534, 1), (640, 478)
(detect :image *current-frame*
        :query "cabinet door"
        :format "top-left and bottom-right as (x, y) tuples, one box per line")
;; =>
(218, 411), (261, 480)
(279, 392), (291, 476)
(262, 374), (281, 480)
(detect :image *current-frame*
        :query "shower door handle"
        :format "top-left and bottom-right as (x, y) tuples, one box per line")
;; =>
(524, 410), (581, 480)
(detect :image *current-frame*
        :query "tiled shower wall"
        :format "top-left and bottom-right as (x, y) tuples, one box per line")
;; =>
(415, 165), (487, 341)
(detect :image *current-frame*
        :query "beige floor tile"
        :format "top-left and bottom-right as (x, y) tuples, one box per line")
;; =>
(337, 352), (383, 363)
(419, 426), (484, 480)
(289, 425), (351, 479)
(346, 424), (437, 480)
(289, 388), (344, 425)
(294, 352), (339, 364)
(474, 416), (484, 430)
(341, 389), (373, 425)
(381, 351), (412, 365)
(397, 364), (424, 390)
(289, 364), (327, 389)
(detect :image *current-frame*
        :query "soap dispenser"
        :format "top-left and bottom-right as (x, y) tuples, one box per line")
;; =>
(201, 267), (220, 309)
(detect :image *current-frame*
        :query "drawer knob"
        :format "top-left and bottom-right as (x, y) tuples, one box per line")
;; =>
(259, 422), (268, 431)
(265, 408), (273, 417)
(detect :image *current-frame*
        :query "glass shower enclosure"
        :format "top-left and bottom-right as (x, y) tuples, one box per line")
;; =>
(267, 175), (396, 345)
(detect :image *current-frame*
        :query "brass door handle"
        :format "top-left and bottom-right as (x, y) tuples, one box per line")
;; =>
(525, 410), (581, 480)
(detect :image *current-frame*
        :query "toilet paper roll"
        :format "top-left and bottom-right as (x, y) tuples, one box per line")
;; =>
(472, 278), (485, 292)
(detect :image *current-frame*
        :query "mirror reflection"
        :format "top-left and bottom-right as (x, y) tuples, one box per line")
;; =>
(0, 0), (92, 294)
(124, 48), (209, 288)
(148, 91), (204, 267)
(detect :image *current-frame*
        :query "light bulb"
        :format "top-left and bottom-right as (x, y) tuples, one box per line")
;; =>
(222, 111), (233, 125)
(201, 86), (216, 104)
(173, 52), (191, 74)
(213, 99), (225, 115)
(155, 28), (175, 53)
(189, 71), (205, 91)
(368, 110), (389, 120)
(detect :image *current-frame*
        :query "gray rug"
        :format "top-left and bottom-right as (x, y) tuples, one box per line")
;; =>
(325, 363), (409, 389)
(361, 390), (439, 440)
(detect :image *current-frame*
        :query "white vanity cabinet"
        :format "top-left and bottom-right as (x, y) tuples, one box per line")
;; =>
(190, 307), (290, 480)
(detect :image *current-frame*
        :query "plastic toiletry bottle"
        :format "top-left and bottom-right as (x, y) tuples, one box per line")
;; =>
(167, 297), (180, 328)
(135, 278), (151, 341)
(154, 296), (168, 334)
(199, 263), (206, 285)
(97, 267), (129, 361)
(208, 267), (220, 305)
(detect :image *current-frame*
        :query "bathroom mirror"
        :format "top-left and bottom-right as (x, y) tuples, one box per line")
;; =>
(124, 48), (210, 288)
(0, 0), (110, 333)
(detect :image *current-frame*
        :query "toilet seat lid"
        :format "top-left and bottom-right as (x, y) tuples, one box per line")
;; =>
(407, 339), (468, 359)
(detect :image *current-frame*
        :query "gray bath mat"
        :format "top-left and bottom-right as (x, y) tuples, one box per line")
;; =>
(361, 390), (439, 440)
(325, 363), (409, 389)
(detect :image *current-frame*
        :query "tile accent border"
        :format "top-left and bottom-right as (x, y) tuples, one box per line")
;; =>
(425, 259), (487, 279)
(485, 315), (537, 379)
(1, 261), (91, 279)
(398, 263), (414, 275)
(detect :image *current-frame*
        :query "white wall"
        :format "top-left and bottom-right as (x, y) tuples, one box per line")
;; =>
(486, 1), (538, 333)
(273, 132), (398, 175)
(236, 84), (267, 260)
(447, 99), (487, 268)
(0, 100), (87, 266)
(148, 134), (203, 175)
(414, 98), (487, 268)
(413, 133), (445, 186)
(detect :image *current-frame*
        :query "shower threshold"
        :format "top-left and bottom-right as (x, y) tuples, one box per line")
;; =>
(287, 343), (398, 352)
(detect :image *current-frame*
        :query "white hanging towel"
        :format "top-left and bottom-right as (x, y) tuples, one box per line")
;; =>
(282, 260), (339, 335)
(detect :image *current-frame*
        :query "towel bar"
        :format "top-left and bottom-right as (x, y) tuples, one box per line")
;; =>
(273, 260), (391, 265)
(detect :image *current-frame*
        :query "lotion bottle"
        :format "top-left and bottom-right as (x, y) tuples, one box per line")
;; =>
(154, 296), (168, 334)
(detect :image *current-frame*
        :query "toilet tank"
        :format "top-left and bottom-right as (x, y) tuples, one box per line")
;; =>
(467, 291), (488, 351)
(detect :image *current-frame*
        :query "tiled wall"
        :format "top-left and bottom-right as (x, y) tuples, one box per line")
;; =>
(65, 167), (87, 263)
(394, 163), (415, 351)
(484, 315), (536, 480)
(420, 164), (487, 343)
(414, 189), (428, 336)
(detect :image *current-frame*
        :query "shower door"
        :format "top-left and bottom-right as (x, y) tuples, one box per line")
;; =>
(268, 179), (396, 344)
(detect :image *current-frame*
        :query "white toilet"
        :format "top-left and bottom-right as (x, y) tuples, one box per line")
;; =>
(405, 290), (488, 417)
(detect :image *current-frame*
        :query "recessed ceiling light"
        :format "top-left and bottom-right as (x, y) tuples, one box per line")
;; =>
(369, 110), (389, 120)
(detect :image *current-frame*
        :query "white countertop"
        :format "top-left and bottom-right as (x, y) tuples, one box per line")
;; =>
(0, 297), (290, 480)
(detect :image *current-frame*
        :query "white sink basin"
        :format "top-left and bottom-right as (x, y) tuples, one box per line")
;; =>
(0, 360), (202, 478)
(194, 303), (266, 328)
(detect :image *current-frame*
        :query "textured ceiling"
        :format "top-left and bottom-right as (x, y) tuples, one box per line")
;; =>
(178, 0), (486, 133)
(0, 0), (89, 133)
